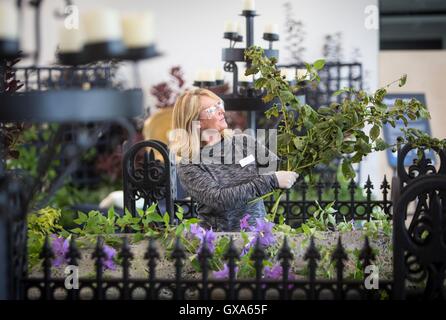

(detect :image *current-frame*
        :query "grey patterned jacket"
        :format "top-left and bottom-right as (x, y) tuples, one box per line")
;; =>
(176, 133), (280, 231)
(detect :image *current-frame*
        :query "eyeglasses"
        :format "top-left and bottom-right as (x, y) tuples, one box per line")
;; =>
(199, 100), (225, 120)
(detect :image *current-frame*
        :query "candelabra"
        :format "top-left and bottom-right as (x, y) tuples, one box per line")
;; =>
(0, 0), (162, 220)
(193, 7), (280, 130)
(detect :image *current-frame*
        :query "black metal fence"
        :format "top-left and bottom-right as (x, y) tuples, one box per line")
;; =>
(2, 141), (446, 300)
(122, 139), (392, 227)
(22, 234), (391, 300)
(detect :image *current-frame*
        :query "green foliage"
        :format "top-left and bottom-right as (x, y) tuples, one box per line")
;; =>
(296, 201), (337, 235)
(27, 207), (64, 268)
(245, 46), (434, 217)
(245, 46), (430, 177)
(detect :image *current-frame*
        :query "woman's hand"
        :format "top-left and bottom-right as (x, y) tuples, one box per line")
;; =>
(274, 171), (299, 189)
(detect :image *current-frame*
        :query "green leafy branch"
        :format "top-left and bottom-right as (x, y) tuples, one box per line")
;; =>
(244, 46), (433, 219)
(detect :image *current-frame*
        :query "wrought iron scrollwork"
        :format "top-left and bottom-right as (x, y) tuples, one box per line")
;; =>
(394, 175), (446, 299)
(397, 143), (446, 189)
(122, 139), (175, 218)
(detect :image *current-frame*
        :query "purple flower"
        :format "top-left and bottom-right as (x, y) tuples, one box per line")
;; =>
(102, 245), (117, 271)
(189, 224), (216, 254)
(189, 223), (205, 239)
(264, 264), (284, 279)
(213, 264), (239, 279)
(199, 229), (216, 253)
(263, 264), (296, 289)
(240, 214), (251, 231)
(50, 234), (69, 267)
(250, 218), (276, 248)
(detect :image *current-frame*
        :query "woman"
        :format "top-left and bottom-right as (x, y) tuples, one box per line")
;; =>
(170, 88), (298, 231)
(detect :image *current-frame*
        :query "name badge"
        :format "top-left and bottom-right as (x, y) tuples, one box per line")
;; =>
(239, 154), (255, 167)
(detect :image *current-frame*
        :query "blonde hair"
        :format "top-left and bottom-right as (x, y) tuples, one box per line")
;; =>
(170, 88), (222, 162)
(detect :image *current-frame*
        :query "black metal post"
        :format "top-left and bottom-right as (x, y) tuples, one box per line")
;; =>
(243, 10), (256, 130)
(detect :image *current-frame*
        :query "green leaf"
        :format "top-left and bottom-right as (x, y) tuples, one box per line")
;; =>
(254, 77), (268, 89)
(279, 90), (295, 103)
(293, 137), (304, 150)
(107, 207), (116, 220)
(370, 125), (380, 140)
(147, 211), (163, 223)
(163, 212), (170, 226)
(336, 126), (344, 147)
(398, 74), (407, 87)
(333, 88), (348, 96)
(313, 59), (326, 70)
(245, 66), (259, 75)
(342, 159), (355, 180)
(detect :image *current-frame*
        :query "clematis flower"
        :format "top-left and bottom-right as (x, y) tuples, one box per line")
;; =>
(102, 244), (117, 271)
(250, 218), (276, 248)
(50, 234), (69, 267)
(188, 224), (216, 254)
(213, 264), (239, 279)
(240, 214), (251, 231)
(264, 264), (284, 279)
(198, 229), (216, 253)
(263, 264), (296, 289)
(189, 223), (205, 239)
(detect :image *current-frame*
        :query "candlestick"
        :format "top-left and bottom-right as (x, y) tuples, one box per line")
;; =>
(0, 1), (18, 40)
(83, 9), (122, 43)
(58, 26), (84, 53)
(215, 69), (224, 81)
(122, 11), (154, 48)
(203, 69), (216, 82)
(243, 0), (256, 11)
(264, 23), (279, 35)
(224, 21), (236, 33)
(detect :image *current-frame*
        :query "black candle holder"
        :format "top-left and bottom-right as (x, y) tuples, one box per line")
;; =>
(263, 32), (279, 49)
(263, 33), (279, 42)
(0, 40), (20, 60)
(193, 80), (216, 87)
(57, 51), (88, 66)
(83, 40), (126, 63)
(119, 44), (162, 61)
(223, 32), (239, 41)
(0, 65), (143, 122)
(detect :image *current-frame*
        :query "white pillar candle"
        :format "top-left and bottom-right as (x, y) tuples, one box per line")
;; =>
(195, 70), (205, 82)
(297, 68), (310, 81)
(215, 69), (224, 81)
(122, 11), (154, 48)
(264, 23), (279, 34)
(224, 21), (236, 33)
(203, 69), (216, 82)
(58, 26), (84, 53)
(0, 1), (18, 40)
(83, 9), (122, 44)
(195, 69), (215, 82)
(243, 0), (255, 11)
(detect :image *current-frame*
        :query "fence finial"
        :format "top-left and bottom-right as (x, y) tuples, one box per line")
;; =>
(66, 237), (80, 266)
(332, 236), (348, 278)
(359, 236), (375, 271)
